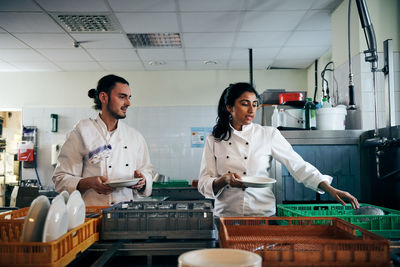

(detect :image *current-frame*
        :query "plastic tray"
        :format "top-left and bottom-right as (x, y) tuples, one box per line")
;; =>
(153, 180), (190, 188)
(219, 217), (391, 267)
(277, 203), (400, 238)
(101, 200), (216, 240)
(0, 218), (98, 267)
(0, 206), (104, 267)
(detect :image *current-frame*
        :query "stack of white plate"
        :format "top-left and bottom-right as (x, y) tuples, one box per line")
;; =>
(21, 190), (86, 242)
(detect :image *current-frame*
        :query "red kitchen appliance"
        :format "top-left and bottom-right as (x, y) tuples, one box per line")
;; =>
(278, 92), (304, 104)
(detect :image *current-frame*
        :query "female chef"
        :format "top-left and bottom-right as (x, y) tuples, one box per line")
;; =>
(198, 82), (359, 217)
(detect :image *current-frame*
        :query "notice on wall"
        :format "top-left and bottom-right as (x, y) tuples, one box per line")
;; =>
(191, 127), (212, 148)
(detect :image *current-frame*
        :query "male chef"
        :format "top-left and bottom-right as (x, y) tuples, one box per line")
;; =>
(52, 74), (153, 206)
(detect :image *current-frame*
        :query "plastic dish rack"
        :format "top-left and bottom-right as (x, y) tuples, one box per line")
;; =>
(219, 217), (391, 267)
(0, 206), (103, 267)
(101, 200), (216, 240)
(277, 203), (400, 238)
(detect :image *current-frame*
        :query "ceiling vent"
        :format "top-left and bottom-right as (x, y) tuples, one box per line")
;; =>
(127, 33), (182, 48)
(51, 13), (121, 32)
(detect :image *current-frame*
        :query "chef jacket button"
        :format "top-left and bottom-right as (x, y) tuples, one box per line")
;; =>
(126, 164), (129, 166)
(111, 202), (115, 205)
(244, 157), (247, 160)
(226, 156), (229, 159)
(243, 172), (246, 175)
(226, 186), (230, 189)
(246, 142), (249, 145)
(228, 171), (231, 173)
(124, 146), (127, 149)
(242, 188), (246, 191)
(229, 142), (232, 145)
(109, 165), (112, 168)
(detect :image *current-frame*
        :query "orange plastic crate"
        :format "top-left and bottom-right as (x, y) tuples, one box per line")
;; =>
(219, 217), (391, 267)
(0, 206), (105, 267)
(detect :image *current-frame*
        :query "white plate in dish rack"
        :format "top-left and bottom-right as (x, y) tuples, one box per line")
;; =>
(239, 176), (276, 188)
(66, 190), (86, 230)
(21, 195), (50, 242)
(42, 195), (68, 242)
(104, 178), (141, 188)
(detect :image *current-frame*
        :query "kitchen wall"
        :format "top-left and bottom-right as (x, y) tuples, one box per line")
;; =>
(307, 0), (400, 130)
(0, 69), (307, 108)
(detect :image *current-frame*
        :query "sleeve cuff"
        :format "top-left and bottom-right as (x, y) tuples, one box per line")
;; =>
(316, 175), (333, 194)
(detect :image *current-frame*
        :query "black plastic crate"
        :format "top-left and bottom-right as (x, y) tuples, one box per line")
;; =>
(100, 200), (216, 240)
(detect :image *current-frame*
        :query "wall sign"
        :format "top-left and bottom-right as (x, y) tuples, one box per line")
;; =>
(191, 127), (212, 148)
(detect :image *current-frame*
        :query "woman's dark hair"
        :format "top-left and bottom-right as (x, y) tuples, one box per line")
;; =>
(88, 74), (129, 110)
(213, 82), (260, 141)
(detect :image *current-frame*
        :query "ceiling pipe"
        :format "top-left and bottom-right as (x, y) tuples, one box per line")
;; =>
(249, 48), (253, 88)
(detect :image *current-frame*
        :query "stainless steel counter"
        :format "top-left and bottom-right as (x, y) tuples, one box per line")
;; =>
(281, 130), (364, 145)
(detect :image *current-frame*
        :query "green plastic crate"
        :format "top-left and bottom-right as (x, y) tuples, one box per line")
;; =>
(152, 180), (190, 188)
(277, 203), (400, 238)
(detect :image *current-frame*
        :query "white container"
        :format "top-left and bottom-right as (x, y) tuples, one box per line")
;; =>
(283, 109), (304, 128)
(178, 248), (262, 267)
(316, 107), (347, 130)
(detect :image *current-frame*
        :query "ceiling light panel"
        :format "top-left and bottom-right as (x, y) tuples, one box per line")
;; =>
(52, 13), (121, 32)
(127, 33), (181, 48)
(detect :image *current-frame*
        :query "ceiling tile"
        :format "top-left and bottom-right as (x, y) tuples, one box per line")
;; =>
(0, 13), (63, 33)
(38, 48), (93, 61)
(116, 12), (179, 33)
(235, 31), (290, 47)
(0, 33), (29, 48)
(186, 60), (228, 69)
(229, 59), (273, 69)
(276, 46), (329, 60)
(137, 48), (184, 61)
(185, 48), (231, 60)
(0, 49), (47, 61)
(12, 61), (61, 71)
(181, 12), (241, 32)
(56, 61), (103, 71)
(179, 0), (245, 11)
(286, 31), (331, 46)
(36, 0), (109, 12)
(183, 33), (235, 48)
(99, 61), (144, 71)
(247, 0), (314, 11)
(0, 61), (19, 71)
(14, 33), (72, 48)
(144, 60), (185, 70)
(109, 0), (176, 12)
(311, 0), (343, 10)
(0, 0), (41, 11)
(241, 11), (305, 31)
(297, 10), (332, 31)
(71, 33), (132, 48)
(271, 59), (314, 69)
(86, 48), (139, 61)
(231, 47), (280, 59)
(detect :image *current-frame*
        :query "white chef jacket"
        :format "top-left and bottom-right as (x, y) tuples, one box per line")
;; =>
(52, 114), (153, 206)
(198, 123), (332, 217)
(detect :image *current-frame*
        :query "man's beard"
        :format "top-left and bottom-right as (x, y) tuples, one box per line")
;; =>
(107, 102), (126, 119)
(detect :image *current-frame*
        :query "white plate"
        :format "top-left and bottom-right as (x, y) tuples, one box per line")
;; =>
(66, 191), (86, 230)
(104, 178), (141, 188)
(239, 176), (276, 188)
(60, 190), (70, 204)
(21, 195), (50, 242)
(42, 195), (69, 242)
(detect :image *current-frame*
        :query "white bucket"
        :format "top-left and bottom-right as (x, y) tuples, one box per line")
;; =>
(178, 248), (262, 267)
(316, 107), (347, 130)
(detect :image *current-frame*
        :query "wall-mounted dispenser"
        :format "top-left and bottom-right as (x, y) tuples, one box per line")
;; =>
(50, 114), (58, 132)
(51, 144), (61, 165)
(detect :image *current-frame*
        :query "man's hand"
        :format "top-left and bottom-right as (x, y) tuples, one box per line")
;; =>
(131, 170), (146, 191)
(77, 176), (114, 195)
